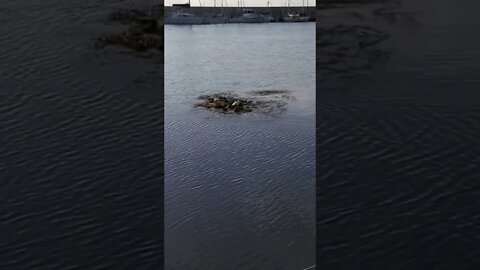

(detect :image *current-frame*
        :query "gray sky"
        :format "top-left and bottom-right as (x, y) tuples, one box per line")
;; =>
(165, 0), (316, 6)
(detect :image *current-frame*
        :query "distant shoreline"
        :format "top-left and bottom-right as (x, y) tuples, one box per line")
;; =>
(164, 6), (316, 21)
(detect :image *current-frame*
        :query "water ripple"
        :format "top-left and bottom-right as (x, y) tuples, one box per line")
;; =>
(0, 0), (163, 268)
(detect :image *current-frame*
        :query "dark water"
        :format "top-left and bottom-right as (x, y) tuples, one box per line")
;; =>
(0, 0), (163, 268)
(165, 23), (315, 269)
(317, 0), (480, 268)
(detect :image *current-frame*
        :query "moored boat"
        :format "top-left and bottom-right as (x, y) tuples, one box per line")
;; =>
(230, 9), (272, 23)
(283, 0), (311, 22)
(165, 9), (204, 25)
(284, 12), (310, 22)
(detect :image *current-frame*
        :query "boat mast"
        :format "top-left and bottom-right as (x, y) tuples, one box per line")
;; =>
(220, 0), (224, 21)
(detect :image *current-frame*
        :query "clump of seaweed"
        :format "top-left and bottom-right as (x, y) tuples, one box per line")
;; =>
(95, 8), (163, 53)
(248, 90), (291, 96)
(317, 1), (421, 80)
(195, 92), (292, 115)
(196, 93), (254, 113)
(372, 8), (422, 28)
(107, 9), (149, 24)
(248, 90), (297, 101)
(95, 27), (163, 52)
(317, 24), (390, 78)
(317, 25), (389, 49)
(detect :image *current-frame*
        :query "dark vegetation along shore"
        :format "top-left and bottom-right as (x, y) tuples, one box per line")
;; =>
(94, 6), (164, 55)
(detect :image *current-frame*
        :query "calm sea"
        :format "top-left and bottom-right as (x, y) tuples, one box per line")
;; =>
(317, 0), (480, 268)
(1, 0), (163, 268)
(165, 22), (316, 270)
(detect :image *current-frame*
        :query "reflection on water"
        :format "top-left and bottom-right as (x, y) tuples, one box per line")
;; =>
(318, 0), (480, 269)
(165, 23), (315, 270)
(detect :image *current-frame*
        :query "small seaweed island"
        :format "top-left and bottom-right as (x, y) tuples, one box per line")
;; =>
(316, 0), (422, 80)
(195, 90), (295, 115)
(94, 8), (164, 54)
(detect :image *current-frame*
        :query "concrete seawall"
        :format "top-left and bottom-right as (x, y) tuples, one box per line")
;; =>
(164, 6), (316, 21)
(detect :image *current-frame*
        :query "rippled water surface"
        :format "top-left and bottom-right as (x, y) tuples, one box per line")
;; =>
(317, 0), (480, 268)
(165, 23), (315, 269)
(1, 0), (163, 268)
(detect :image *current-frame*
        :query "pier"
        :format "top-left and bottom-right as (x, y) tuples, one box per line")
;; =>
(164, 6), (316, 22)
